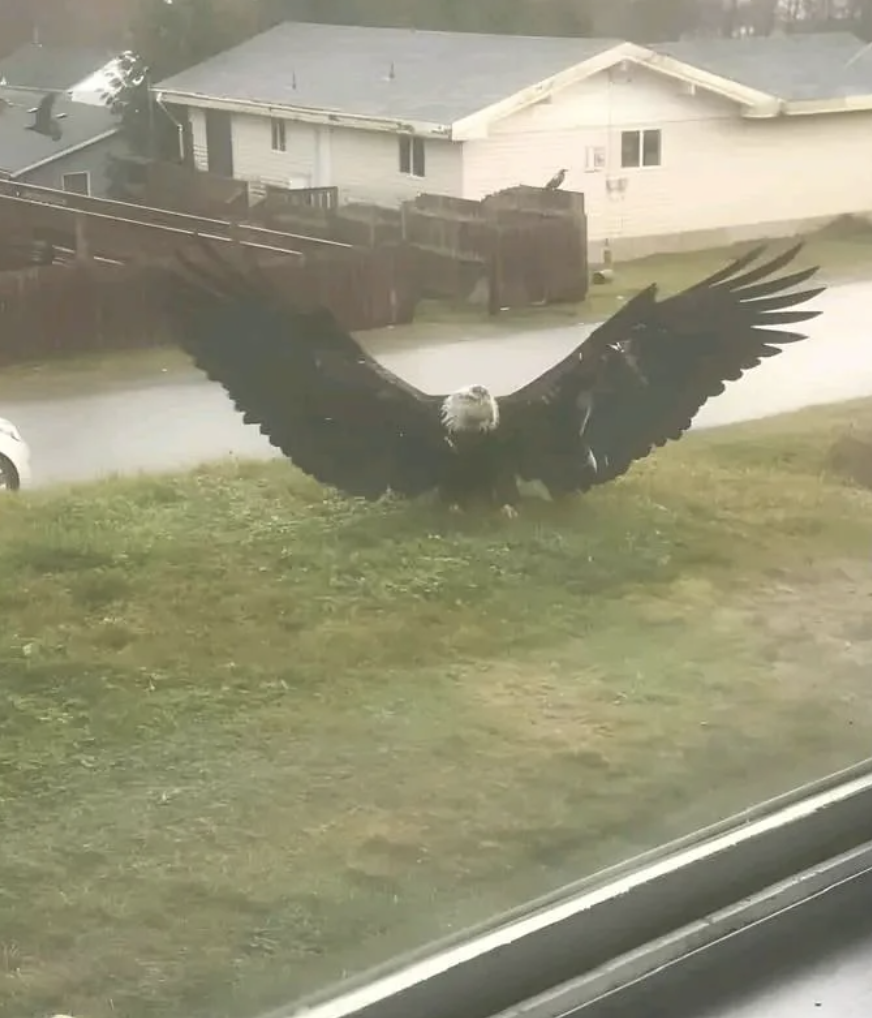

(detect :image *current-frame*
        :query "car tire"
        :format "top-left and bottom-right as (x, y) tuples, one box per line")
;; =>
(0, 454), (21, 492)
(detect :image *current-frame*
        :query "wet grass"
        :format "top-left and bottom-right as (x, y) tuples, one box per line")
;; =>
(2, 400), (872, 1018)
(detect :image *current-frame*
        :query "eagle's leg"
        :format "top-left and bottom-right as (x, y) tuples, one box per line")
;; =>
(493, 471), (521, 520)
(573, 393), (599, 478)
(436, 483), (467, 515)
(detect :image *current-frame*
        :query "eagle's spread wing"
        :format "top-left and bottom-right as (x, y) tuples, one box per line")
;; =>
(164, 240), (449, 499)
(499, 244), (825, 495)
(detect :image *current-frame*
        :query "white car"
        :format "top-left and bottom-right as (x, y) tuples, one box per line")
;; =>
(0, 416), (31, 491)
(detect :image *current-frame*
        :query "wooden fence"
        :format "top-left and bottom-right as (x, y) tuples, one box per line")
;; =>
(484, 183), (587, 219)
(0, 237), (59, 271)
(0, 243), (418, 367)
(7, 167), (587, 315)
(490, 216), (588, 312)
(255, 186), (589, 312)
(253, 195), (402, 247)
(0, 179), (353, 262)
(480, 188), (589, 310)
(257, 184), (340, 214)
(0, 174), (588, 363)
(112, 158), (252, 219)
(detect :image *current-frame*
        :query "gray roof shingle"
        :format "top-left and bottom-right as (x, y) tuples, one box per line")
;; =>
(155, 21), (622, 124)
(0, 43), (115, 92)
(0, 87), (119, 175)
(652, 32), (872, 102)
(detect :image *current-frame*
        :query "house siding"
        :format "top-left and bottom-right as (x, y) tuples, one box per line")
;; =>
(17, 133), (127, 197)
(188, 67), (872, 258)
(186, 105), (462, 204)
(462, 67), (736, 244)
(190, 106), (208, 170)
(323, 126), (461, 205)
(462, 66), (872, 257)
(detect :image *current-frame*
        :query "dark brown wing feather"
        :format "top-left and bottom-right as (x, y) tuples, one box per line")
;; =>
(34, 92), (55, 125)
(499, 243), (825, 495)
(164, 239), (449, 499)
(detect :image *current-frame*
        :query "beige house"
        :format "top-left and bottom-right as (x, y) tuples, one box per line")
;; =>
(155, 24), (872, 257)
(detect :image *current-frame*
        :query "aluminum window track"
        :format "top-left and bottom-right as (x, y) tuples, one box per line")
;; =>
(273, 757), (872, 1018)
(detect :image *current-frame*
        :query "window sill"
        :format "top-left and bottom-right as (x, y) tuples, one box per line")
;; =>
(283, 760), (872, 1018)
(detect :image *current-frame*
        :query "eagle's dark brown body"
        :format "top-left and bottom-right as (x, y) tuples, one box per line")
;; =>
(162, 241), (825, 513)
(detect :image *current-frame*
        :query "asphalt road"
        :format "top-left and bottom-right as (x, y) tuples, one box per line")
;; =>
(4, 280), (872, 488)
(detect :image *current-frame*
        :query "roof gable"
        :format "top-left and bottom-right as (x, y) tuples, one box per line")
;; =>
(453, 41), (780, 138)
(155, 23), (872, 132)
(155, 21), (623, 128)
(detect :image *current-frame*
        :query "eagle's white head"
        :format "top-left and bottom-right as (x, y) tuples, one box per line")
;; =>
(440, 384), (499, 433)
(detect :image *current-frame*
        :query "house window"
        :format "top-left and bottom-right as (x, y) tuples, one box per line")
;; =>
(181, 119), (195, 167)
(584, 145), (606, 173)
(271, 117), (286, 152)
(398, 135), (425, 177)
(621, 128), (662, 168)
(62, 171), (90, 195)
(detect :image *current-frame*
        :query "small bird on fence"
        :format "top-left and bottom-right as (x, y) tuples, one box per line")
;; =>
(544, 168), (567, 189)
(25, 92), (67, 141)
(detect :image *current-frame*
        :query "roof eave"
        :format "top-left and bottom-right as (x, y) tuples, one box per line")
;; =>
(155, 89), (452, 137)
(451, 41), (642, 140)
(778, 95), (872, 115)
(636, 50), (778, 108)
(10, 127), (120, 177)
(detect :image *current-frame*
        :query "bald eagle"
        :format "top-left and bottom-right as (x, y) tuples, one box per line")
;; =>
(25, 92), (66, 141)
(165, 241), (824, 516)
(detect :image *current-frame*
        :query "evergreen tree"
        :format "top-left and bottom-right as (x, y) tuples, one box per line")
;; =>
(102, 49), (154, 158)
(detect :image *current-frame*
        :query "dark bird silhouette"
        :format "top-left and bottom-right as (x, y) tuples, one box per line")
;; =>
(163, 240), (824, 516)
(545, 168), (567, 189)
(25, 92), (67, 141)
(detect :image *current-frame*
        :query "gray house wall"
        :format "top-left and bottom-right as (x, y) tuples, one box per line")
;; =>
(18, 134), (129, 197)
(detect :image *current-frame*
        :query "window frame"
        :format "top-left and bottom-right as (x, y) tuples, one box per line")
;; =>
(283, 759), (872, 1018)
(399, 134), (426, 178)
(620, 127), (662, 169)
(61, 170), (91, 195)
(270, 116), (287, 152)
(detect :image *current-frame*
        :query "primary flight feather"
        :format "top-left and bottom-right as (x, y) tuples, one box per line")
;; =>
(164, 240), (825, 515)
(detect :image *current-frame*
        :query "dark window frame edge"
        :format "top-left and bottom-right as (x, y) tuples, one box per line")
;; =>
(492, 837), (872, 1018)
(277, 759), (872, 1018)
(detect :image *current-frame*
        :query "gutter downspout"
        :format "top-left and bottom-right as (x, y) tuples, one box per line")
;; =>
(154, 90), (185, 162)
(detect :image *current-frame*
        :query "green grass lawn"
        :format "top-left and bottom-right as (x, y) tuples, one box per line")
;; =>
(2, 401), (872, 1018)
